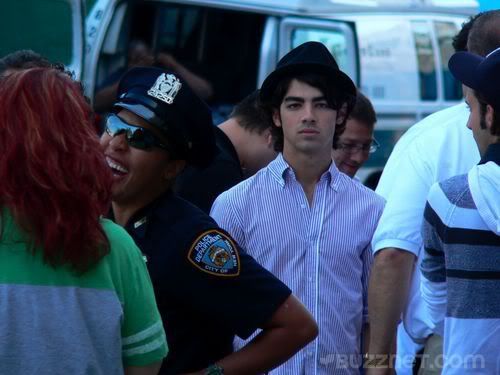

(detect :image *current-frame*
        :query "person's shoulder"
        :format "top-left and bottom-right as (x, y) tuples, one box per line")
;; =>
(99, 218), (146, 268)
(101, 218), (138, 251)
(433, 173), (470, 207)
(391, 103), (469, 156)
(409, 103), (468, 138)
(215, 166), (273, 203)
(424, 173), (471, 223)
(156, 193), (219, 232)
(339, 173), (385, 207)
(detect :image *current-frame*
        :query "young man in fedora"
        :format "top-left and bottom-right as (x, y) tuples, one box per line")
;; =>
(420, 47), (500, 374)
(101, 66), (318, 375)
(211, 42), (385, 374)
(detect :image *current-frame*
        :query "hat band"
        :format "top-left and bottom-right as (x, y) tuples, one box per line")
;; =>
(117, 92), (167, 129)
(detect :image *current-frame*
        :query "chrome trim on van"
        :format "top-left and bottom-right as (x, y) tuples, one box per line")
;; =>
(258, 17), (279, 88)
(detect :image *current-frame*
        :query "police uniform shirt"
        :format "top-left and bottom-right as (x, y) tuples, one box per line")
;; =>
(174, 126), (243, 213)
(117, 191), (291, 374)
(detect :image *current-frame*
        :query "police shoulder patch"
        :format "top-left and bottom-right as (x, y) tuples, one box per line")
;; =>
(187, 230), (240, 277)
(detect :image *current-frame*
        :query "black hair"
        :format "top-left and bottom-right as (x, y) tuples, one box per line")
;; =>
(452, 13), (482, 52)
(467, 10), (500, 56)
(348, 91), (376, 129)
(0, 50), (60, 75)
(476, 91), (500, 136)
(266, 72), (356, 152)
(230, 90), (273, 134)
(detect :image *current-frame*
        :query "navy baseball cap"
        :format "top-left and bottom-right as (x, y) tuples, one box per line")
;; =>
(449, 47), (500, 111)
(114, 66), (217, 168)
(260, 41), (356, 102)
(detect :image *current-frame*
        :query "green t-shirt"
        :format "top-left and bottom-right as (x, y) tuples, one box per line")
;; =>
(0, 208), (168, 374)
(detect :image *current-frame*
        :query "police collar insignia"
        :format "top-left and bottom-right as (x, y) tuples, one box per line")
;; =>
(188, 230), (240, 277)
(147, 73), (182, 104)
(134, 216), (147, 229)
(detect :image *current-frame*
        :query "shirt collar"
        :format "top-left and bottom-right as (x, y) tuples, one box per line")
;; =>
(108, 190), (173, 239)
(268, 153), (341, 191)
(479, 143), (500, 166)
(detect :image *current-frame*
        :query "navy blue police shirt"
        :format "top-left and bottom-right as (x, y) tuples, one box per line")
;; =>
(118, 191), (292, 374)
(174, 126), (243, 214)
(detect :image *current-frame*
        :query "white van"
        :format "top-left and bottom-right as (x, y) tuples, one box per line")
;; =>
(0, 0), (478, 182)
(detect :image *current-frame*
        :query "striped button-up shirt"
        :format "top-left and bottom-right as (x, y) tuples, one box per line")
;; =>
(211, 154), (385, 375)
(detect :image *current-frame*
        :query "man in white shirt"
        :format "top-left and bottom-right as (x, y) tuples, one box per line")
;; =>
(366, 11), (500, 374)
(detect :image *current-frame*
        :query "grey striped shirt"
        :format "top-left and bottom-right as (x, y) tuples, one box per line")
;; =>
(211, 154), (385, 374)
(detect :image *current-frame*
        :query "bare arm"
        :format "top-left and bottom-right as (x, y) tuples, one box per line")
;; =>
(186, 294), (318, 375)
(365, 248), (415, 374)
(124, 362), (162, 375)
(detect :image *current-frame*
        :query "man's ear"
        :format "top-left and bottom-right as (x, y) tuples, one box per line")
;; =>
(485, 104), (495, 130)
(163, 159), (186, 181)
(272, 109), (282, 128)
(261, 128), (274, 147)
(336, 102), (348, 125)
(462, 84), (468, 98)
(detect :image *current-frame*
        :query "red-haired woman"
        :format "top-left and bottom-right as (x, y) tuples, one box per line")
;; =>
(0, 68), (167, 375)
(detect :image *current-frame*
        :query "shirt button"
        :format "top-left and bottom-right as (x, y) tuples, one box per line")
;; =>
(308, 276), (313, 282)
(300, 204), (306, 209)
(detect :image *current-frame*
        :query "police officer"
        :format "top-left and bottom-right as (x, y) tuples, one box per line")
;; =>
(100, 67), (318, 375)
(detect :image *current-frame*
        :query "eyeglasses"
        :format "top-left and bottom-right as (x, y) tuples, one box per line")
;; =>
(105, 114), (169, 151)
(334, 138), (380, 154)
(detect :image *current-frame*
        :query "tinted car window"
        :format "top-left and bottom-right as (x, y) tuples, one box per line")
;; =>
(435, 21), (462, 101)
(411, 20), (437, 101)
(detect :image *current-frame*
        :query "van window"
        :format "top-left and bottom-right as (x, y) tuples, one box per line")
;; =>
(291, 28), (349, 72)
(435, 21), (462, 101)
(280, 18), (357, 84)
(152, 3), (266, 106)
(411, 20), (437, 101)
(356, 18), (419, 102)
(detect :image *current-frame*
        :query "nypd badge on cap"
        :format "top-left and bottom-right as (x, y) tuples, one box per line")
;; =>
(147, 73), (182, 104)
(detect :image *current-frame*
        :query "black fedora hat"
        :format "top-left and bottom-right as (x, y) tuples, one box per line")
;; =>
(260, 41), (356, 102)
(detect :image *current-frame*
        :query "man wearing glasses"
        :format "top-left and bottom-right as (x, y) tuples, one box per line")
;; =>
(332, 91), (378, 178)
(100, 66), (318, 375)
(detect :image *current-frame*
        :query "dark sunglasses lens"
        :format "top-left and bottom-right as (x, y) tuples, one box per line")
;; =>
(105, 116), (153, 150)
(127, 128), (151, 150)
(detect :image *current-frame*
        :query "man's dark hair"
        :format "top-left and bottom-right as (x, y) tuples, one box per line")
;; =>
(0, 50), (57, 75)
(467, 10), (500, 56)
(476, 91), (500, 136)
(266, 72), (356, 152)
(230, 90), (273, 135)
(467, 10), (500, 138)
(348, 91), (376, 129)
(453, 13), (482, 52)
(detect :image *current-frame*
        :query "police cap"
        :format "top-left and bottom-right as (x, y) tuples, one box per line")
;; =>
(114, 66), (217, 168)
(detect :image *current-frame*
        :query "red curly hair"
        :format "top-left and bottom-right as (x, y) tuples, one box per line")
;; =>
(0, 68), (112, 273)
